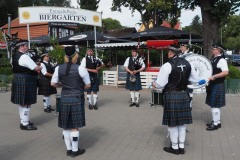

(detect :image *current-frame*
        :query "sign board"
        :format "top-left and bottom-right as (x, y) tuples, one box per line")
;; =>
(117, 65), (127, 81)
(49, 22), (79, 27)
(18, 7), (102, 27)
(0, 41), (7, 49)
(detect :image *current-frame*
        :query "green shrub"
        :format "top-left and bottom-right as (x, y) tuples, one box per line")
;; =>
(227, 65), (240, 79)
(0, 67), (12, 75)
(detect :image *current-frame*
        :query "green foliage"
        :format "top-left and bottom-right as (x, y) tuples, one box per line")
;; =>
(102, 18), (122, 30)
(77, 0), (100, 11)
(0, 67), (12, 75)
(48, 38), (65, 64)
(47, 0), (71, 7)
(0, 50), (11, 67)
(222, 15), (240, 50)
(227, 65), (240, 79)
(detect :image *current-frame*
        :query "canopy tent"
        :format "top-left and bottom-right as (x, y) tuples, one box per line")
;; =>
(30, 35), (51, 46)
(58, 31), (129, 46)
(119, 26), (191, 41)
(95, 40), (178, 71)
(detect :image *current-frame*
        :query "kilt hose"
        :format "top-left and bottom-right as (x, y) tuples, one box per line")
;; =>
(162, 91), (192, 126)
(38, 76), (57, 95)
(58, 94), (86, 129)
(11, 73), (38, 105)
(125, 73), (142, 91)
(85, 76), (99, 93)
(206, 83), (226, 108)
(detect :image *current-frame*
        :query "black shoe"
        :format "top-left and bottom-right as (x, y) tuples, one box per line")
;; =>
(206, 123), (218, 131)
(47, 105), (55, 111)
(20, 124), (37, 130)
(66, 150), (72, 156)
(129, 102), (135, 107)
(71, 148), (85, 157)
(20, 122), (33, 128)
(89, 104), (93, 110)
(163, 146), (179, 155)
(44, 107), (51, 113)
(179, 148), (185, 154)
(206, 121), (221, 128)
(93, 104), (98, 110)
(135, 103), (139, 107)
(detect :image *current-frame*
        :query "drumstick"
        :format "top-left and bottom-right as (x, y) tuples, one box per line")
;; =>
(148, 78), (157, 89)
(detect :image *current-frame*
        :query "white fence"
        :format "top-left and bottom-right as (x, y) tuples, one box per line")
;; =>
(102, 70), (205, 93)
(103, 71), (158, 88)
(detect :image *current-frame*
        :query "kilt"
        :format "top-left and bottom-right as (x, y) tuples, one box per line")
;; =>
(162, 91), (192, 126)
(85, 76), (99, 93)
(58, 93), (86, 129)
(205, 83), (225, 108)
(125, 73), (142, 91)
(38, 76), (57, 95)
(11, 73), (38, 105)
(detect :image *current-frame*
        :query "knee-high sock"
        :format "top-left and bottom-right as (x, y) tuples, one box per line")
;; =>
(70, 131), (79, 152)
(218, 109), (221, 124)
(63, 130), (72, 150)
(135, 92), (140, 103)
(93, 94), (98, 105)
(43, 96), (50, 108)
(212, 108), (220, 125)
(19, 106), (24, 124)
(168, 127), (179, 149)
(87, 94), (92, 105)
(178, 125), (186, 148)
(130, 91), (135, 103)
(21, 107), (30, 126)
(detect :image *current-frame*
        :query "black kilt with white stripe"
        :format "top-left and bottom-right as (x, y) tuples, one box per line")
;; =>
(85, 76), (99, 93)
(38, 76), (57, 96)
(205, 83), (226, 108)
(125, 73), (142, 91)
(162, 91), (192, 126)
(11, 73), (38, 105)
(58, 93), (86, 129)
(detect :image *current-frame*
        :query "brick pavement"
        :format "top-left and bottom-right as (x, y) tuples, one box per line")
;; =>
(0, 86), (240, 160)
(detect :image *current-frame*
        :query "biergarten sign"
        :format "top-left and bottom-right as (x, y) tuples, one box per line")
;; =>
(18, 7), (102, 27)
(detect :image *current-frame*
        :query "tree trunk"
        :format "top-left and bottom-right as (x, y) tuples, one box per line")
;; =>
(199, 0), (220, 59)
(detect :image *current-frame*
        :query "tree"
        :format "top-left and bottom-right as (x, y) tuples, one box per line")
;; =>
(111, 0), (181, 29)
(222, 15), (240, 52)
(182, 15), (202, 36)
(180, 0), (240, 58)
(47, 0), (71, 7)
(0, 0), (19, 26)
(75, 0), (100, 32)
(77, 0), (100, 11)
(102, 18), (122, 31)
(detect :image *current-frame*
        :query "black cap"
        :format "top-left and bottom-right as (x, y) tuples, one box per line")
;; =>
(14, 40), (28, 47)
(40, 51), (49, 58)
(212, 43), (224, 52)
(65, 46), (76, 58)
(180, 43), (189, 48)
(168, 44), (179, 53)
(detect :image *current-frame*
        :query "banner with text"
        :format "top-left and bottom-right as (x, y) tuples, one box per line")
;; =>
(18, 7), (102, 27)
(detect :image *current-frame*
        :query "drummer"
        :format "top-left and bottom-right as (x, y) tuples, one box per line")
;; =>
(179, 43), (192, 57)
(179, 43), (195, 109)
(152, 44), (198, 155)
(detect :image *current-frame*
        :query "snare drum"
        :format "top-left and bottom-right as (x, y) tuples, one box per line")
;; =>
(151, 89), (163, 105)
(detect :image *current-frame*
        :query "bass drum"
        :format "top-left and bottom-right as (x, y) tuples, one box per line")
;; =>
(184, 54), (213, 81)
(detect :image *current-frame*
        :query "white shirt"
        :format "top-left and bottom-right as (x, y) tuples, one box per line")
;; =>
(19, 54), (37, 70)
(155, 61), (199, 89)
(51, 66), (91, 85)
(80, 56), (103, 68)
(123, 57), (146, 68)
(40, 60), (48, 75)
(215, 56), (229, 71)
